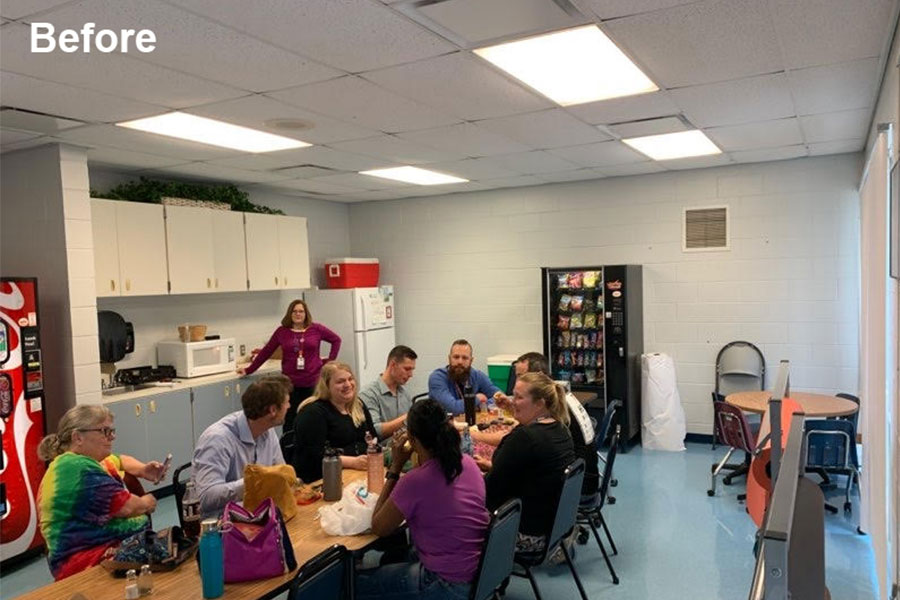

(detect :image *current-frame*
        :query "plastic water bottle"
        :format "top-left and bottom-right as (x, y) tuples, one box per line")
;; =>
(322, 445), (343, 502)
(199, 519), (224, 599)
(460, 426), (474, 456)
(182, 481), (201, 539)
(366, 432), (384, 494)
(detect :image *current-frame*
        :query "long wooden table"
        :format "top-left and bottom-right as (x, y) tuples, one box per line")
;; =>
(17, 471), (377, 600)
(725, 391), (858, 418)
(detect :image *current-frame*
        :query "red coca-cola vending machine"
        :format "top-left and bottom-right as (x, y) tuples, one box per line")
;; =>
(0, 277), (47, 564)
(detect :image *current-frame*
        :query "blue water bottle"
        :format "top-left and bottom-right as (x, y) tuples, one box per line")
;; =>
(199, 518), (224, 599)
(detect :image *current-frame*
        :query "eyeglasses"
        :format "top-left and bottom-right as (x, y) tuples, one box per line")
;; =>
(78, 427), (116, 438)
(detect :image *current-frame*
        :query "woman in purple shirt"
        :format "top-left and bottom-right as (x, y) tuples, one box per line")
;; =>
(358, 398), (489, 600)
(239, 299), (341, 430)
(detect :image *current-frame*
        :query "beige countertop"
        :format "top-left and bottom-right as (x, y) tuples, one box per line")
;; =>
(100, 359), (281, 404)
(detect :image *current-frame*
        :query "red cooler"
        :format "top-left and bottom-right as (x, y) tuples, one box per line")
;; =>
(325, 258), (379, 288)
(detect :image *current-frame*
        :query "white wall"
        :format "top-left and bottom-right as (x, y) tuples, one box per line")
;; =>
(87, 169), (352, 374)
(348, 154), (862, 435)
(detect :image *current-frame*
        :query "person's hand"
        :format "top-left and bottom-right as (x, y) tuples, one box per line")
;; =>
(141, 461), (166, 483)
(475, 392), (488, 404)
(348, 455), (369, 471)
(236, 367), (247, 376)
(474, 455), (492, 472)
(389, 430), (412, 470)
(140, 494), (157, 514)
(493, 392), (511, 411)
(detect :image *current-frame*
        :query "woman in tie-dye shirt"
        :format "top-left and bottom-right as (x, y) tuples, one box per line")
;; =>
(37, 405), (160, 580)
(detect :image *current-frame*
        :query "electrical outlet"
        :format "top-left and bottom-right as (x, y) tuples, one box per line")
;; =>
(239, 344), (246, 356)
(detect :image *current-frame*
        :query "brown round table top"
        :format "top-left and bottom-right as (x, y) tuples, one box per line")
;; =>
(725, 390), (859, 417)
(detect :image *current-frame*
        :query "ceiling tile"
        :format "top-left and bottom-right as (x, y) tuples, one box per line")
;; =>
(488, 150), (581, 174)
(535, 169), (607, 183)
(31, 0), (341, 93)
(730, 145), (809, 164)
(330, 135), (465, 165)
(1, 23), (246, 109)
(565, 91), (678, 125)
(265, 165), (340, 179)
(605, 0), (783, 87)
(162, 162), (296, 184)
(166, 0), (455, 72)
(336, 189), (416, 202)
(596, 161), (668, 177)
(663, 153), (732, 170)
(807, 139), (866, 156)
(548, 141), (646, 167)
(476, 109), (611, 149)
(0, 71), (166, 123)
(669, 73), (796, 127)
(396, 122), (530, 157)
(422, 157), (521, 180)
(363, 52), (553, 120)
(768, 0), (895, 69)
(272, 178), (366, 195)
(799, 109), (871, 144)
(268, 76), (461, 133)
(788, 58), (880, 115)
(578, 0), (700, 20)
(86, 147), (190, 170)
(0, 108), (84, 134)
(0, 128), (39, 146)
(271, 146), (392, 172)
(478, 174), (546, 188)
(706, 117), (804, 151)
(55, 124), (243, 161)
(189, 95), (378, 145)
(608, 116), (687, 138)
(314, 172), (416, 191)
(0, 0), (72, 19)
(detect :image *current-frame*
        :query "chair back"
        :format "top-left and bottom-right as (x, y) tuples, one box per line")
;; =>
(288, 544), (353, 600)
(280, 430), (296, 464)
(505, 360), (517, 395)
(805, 419), (856, 468)
(715, 341), (765, 396)
(411, 392), (429, 405)
(470, 499), (522, 600)
(172, 462), (192, 530)
(713, 401), (756, 453)
(596, 400), (622, 452)
(547, 459), (586, 554)
(597, 428), (620, 511)
(834, 393), (860, 430)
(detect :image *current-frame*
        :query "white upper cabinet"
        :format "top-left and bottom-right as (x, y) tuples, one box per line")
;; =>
(165, 205), (215, 295)
(211, 211), (248, 292)
(244, 213), (281, 291)
(278, 216), (310, 290)
(91, 199), (168, 297)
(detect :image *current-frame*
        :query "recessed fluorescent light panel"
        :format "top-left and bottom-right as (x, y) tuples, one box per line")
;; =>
(623, 130), (722, 161)
(116, 111), (311, 153)
(474, 25), (658, 106)
(360, 166), (468, 185)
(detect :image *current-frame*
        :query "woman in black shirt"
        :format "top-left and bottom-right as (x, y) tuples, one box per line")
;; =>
(293, 362), (377, 482)
(478, 372), (575, 556)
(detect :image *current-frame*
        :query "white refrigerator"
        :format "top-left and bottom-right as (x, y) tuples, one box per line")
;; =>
(303, 286), (395, 386)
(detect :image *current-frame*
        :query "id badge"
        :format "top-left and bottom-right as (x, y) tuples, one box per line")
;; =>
(296, 353), (305, 371)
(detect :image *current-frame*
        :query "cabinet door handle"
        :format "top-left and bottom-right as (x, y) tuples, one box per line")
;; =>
(125, 279), (131, 291)
(134, 403), (142, 417)
(284, 276), (288, 286)
(235, 383), (241, 394)
(207, 277), (211, 289)
(224, 387), (230, 398)
(111, 279), (116, 291)
(275, 276), (279, 286)
(215, 278), (219, 288)
(148, 400), (157, 413)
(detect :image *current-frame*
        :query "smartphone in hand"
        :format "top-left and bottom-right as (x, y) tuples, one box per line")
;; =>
(156, 453), (173, 484)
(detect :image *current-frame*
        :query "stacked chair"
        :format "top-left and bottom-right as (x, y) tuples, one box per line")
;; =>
(712, 341), (765, 449)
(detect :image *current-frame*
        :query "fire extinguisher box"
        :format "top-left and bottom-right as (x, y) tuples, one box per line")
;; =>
(325, 258), (380, 288)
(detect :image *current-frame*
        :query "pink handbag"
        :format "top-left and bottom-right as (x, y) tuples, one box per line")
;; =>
(222, 498), (297, 582)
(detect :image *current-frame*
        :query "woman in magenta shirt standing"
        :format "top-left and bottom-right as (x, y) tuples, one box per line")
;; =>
(239, 299), (341, 430)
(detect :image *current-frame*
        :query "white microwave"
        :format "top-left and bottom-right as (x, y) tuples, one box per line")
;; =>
(157, 338), (236, 378)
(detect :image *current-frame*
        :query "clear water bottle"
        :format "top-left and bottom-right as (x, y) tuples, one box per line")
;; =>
(199, 519), (224, 599)
(463, 381), (476, 426)
(366, 432), (384, 494)
(460, 426), (474, 456)
(182, 481), (201, 539)
(322, 444), (343, 502)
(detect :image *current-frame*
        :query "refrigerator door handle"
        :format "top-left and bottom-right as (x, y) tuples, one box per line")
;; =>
(358, 294), (367, 331)
(362, 329), (368, 370)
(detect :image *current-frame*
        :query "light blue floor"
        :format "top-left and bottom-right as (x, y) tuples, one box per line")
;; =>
(1, 443), (878, 599)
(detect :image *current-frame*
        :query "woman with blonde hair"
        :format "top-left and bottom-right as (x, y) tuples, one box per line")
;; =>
(476, 371), (575, 557)
(37, 405), (159, 580)
(292, 362), (377, 482)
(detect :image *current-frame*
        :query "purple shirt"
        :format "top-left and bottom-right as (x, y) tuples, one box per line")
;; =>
(245, 324), (341, 387)
(391, 455), (489, 583)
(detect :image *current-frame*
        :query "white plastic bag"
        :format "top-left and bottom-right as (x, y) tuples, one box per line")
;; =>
(318, 481), (379, 536)
(640, 353), (687, 451)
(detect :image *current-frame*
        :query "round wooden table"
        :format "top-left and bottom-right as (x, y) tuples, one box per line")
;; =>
(725, 391), (858, 417)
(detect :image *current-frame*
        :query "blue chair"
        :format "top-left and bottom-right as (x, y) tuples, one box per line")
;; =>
(805, 419), (859, 514)
(597, 400), (622, 501)
(288, 544), (353, 600)
(512, 459), (588, 600)
(470, 499), (522, 600)
(578, 426), (621, 584)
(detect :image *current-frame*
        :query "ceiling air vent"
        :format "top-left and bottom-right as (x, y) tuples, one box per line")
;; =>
(683, 206), (729, 252)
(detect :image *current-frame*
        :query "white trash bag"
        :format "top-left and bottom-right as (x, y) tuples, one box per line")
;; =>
(640, 352), (687, 451)
(318, 481), (379, 536)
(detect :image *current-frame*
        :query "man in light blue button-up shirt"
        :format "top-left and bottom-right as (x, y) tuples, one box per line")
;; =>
(192, 376), (290, 517)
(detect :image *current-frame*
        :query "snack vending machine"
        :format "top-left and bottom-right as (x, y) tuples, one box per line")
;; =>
(0, 277), (47, 564)
(541, 265), (643, 446)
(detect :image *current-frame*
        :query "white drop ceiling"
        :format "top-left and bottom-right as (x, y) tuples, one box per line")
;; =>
(1, 0), (897, 203)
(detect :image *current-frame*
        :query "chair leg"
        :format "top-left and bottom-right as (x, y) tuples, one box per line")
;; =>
(561, 541), (589, 600)
(599, 512), (618, 555)
(524, 567), (543, 600)
(708, 447), (735, 496)
(588, 515), (619, 584)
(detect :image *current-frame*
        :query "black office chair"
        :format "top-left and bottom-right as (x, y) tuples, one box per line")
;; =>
(578, 427), (620, 584)
(288, 544), (353, 600)
(411, 392), (429, 405)
(596, 400), (621, 501)
(512, 459), (588, 600)
(505, 360), (517, 396)
(805, 419), (859, 515)
(470, 499), (522, 600)
(171, 462), (192, 530)
(280, 429), (296, 464)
